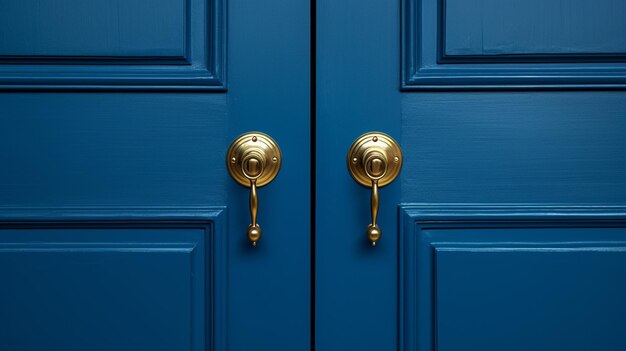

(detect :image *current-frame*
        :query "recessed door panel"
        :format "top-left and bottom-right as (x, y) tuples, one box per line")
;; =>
(444, 0), (626, 56)
(436, 244), (626, 350)
(0, 0), (225, 89)
(400, 208), (626, 351)
(0, 223), (224, 351)
(0, 0), (185, 57)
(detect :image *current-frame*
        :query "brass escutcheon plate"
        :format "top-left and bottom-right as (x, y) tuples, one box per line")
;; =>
(347, 132), (402, 187)
(227, 132), (282, 187)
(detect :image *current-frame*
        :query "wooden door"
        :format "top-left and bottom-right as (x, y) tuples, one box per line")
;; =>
(316, 0), (626, 350)
(0, 1), (311, 350)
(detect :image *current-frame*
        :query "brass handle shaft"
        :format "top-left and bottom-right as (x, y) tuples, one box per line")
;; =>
(367, 179), (381, 246)
(250, 179), (258, 228)
(247, 179), (261, 246)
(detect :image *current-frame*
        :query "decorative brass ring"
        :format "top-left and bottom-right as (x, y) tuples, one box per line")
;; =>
(347, 132), (402, 188)
(227, 132), (281, 188)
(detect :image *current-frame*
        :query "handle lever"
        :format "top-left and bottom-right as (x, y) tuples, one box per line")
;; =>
(248, 179), (260, 245)
(368, 179), (381, 246)
(227, 132), (281, 246)
(347, 132), (402, 246)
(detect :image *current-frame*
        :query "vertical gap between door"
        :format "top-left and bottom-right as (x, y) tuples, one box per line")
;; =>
(310, 0), (316, 349)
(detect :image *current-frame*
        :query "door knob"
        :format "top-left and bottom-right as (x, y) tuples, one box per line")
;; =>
(227, 132), (282, 246)
(347, 132), (402, 246)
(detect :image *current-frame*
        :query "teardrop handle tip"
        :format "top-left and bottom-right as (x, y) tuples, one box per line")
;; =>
(367, 224), (381, 246)
(247, 224), (262, 246)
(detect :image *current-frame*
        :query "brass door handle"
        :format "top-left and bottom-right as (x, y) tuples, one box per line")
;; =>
(227, 132), (281, 246)
(347, 132), (402, 246)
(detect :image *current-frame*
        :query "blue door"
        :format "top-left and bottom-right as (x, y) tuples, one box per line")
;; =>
(317, 0), (626, 350)
(4, 1), (626, 350)
(0, 1), (310, 350)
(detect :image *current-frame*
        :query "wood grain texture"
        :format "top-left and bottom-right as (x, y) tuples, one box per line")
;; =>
(445, 0), (626, 56)
(316, 0), (402, 349)
(0, 0), (225, 89)
(322, 0), (626, 349)
(403, 0), (626, 88)
(0, 93), (227, 206)
(401, 91), (626, 203)
(226, 0), (311, 349)
(0, 0), (310, 349)
(0, 0), (185, 57)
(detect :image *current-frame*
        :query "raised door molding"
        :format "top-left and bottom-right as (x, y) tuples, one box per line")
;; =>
(400, 204), (626, 350)
(0, 206), (227, 351)
(403, 0), (626, 89)
(0, 0), (225, 90)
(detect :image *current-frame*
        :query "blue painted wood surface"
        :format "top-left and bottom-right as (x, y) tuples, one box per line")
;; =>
(0, 208), (226, 351)
(0, 0), (185, 57)
(319, 0), (626, 350)
(437, 246), (626, 350)
(317, 0), (401, 350)
(227, 0), (311, 349)
(403, 0), (626, 88)
(0, 93), (228, 205)
(401, 92), (626, 203)
(0, 0), (310, 350)
(445, 0), (626, 56)
(401, 205), (626, 351)
(0, 0), (225, 89)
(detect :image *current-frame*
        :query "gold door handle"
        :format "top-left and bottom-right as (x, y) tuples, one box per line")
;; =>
(227, 132), (282, 246)
(347, 132), (402, 246)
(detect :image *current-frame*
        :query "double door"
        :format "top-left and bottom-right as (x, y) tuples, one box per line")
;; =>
(2, 0), (626, 350)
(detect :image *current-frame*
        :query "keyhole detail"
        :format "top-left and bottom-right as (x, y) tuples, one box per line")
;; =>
(368, 158), (384, 177)
(244, 157), (262, 178)
(365, 155), (387, 180)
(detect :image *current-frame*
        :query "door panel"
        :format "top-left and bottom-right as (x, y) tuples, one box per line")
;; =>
(0, 0), (310, 350)
(0, 0), (224, 89)
(443, 0), (626, 56)
(401, 207), (626, 351)
(318, 0), (626, 350)
(0, 0), (186, 57)
(0, 212), (226, 351)
(404, 0), (626, 88)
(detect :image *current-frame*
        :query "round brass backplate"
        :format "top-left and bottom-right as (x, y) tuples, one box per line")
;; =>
(227, 132), (282, 187)
(347, 132), (402, 187)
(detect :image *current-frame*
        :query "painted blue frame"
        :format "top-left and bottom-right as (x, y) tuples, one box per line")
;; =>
(0, 0), (226, 90)
(0, 206), (228, 351)
(400, 204), (626, 351)
(402, 0), (626, 90)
